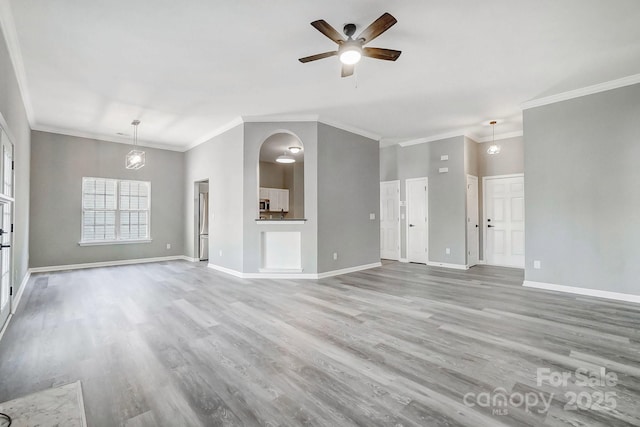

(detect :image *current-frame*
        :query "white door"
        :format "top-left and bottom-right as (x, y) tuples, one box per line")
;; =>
(0, 130), (13, 330)
(484, 175), (525, 268)
(406, 177), (428, 264)
(380, 181), (400, 260)
(466, 175), (479, 267)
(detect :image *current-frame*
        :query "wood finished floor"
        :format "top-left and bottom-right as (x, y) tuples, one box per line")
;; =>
(0, 261), (639, 426)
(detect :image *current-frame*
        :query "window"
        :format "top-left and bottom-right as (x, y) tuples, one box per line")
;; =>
(81, 177), (150, 244)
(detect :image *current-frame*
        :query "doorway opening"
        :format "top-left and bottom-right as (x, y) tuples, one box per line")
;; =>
(194, 180), (209, 261)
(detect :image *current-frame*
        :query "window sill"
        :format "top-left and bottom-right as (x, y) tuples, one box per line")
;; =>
(78, 239), (153, 247)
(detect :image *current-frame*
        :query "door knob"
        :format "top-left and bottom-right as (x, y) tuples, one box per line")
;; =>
(409, 224), (415, 227)
(487, 225), (494, 228)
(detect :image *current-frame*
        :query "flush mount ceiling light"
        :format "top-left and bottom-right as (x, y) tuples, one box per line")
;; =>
(487, 120), (501, 155)
(339, 37), (362, 65)
(276, 152), (295, 163)
(288, 146), (302, 154)
(126, 119), (145, 169)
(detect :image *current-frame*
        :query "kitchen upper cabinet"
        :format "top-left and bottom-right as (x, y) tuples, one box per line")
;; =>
(260, 187), (289, 212)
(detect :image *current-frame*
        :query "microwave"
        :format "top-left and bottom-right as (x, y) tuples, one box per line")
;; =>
(259, 199), (270, 212)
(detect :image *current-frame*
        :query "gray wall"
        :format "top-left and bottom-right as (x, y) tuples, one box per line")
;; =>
(259, 161), (286, 189)
(183, 124), (244, 270)
(0, 28), (31, 292)
(243, 122), (318, 274)
(524, 83), (640, 296)
(380, 136), (467, 266)
(29, 131), (184, 268)
(317, 123), (380, 272)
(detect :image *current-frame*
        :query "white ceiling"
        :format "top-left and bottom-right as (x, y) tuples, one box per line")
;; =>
(3, 0), (640, 150)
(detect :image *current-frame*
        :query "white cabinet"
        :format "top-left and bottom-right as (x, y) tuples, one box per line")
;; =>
(260, 187), (289, 212)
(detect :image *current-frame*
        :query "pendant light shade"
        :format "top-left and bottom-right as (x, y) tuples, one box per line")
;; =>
(276, 152), (295, 163)
(487, 120), (501, 155)
(126, 120), (145, 169)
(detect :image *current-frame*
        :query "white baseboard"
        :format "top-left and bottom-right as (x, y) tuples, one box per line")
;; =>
(12, 271), (30, 314)
(180, 256), (199, 262)
(523, 280), (640, 304)
(475, 259), (487, 265)
(399, 258), (409, 263)
(427, 261), (469, 270)
(208, 262), (382, 279)
(0, 271), (31, 343)
(28, 255), (188, 273)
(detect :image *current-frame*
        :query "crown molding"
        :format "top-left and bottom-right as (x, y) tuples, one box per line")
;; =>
(183, 116), (244, 151)
(317, 117), (381, 142)
(521, 73), (640, 110)
(475, 130), (524, 143)
(0, 0), (36, 126)
(242, 114), (319, 123)
(31, 124), (185, 151)
(398, 130), (468, 147)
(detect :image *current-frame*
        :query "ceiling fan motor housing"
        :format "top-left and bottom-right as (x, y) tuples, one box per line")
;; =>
(343, 23), (357, 38)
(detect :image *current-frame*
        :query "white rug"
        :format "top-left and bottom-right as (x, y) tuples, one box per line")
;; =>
(0, 381), (87, 427)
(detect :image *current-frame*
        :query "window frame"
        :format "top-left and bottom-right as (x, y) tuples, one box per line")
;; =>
(79, 177), (152, 246)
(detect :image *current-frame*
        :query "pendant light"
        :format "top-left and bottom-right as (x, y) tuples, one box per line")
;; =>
(276, 152), (295, 163)
(487, 120), (501, 155)
(126, 119), (145, 169)
(288, 146), (302, 154)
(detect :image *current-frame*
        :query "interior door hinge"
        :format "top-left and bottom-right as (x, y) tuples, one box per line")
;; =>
(11, 224), (13, 233)
(11, 160), (14, 171)
(9, 286), (12, 296)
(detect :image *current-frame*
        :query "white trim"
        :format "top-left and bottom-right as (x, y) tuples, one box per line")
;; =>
(31, 124), (185, 151)
(79, 239), (152, 246)
(521, 73), (640, 110)
(255, 220), (306, 225)
(466, 174), (479, 267)
(76, 380), (88, 427)
(0, 0), (36, 126)
(184, 117), (244, 151)
(0, 113), (19, 147)
(398, 130), (468, 147)
(243, 114), (319, 123)
(258, 268), (304, 274)
(180, 255), (199, 262)
(28, 255), (186, 273)
(475, 259), (487, 265)
(427, 261), (469, 270)
(399, 258), (409, 263)
(523, 280), (640, 304)
(208, 262), (381, 279)
(0, 271), (31, 343)
(475, 130), (524, 143)
(318, 117), (381, 142)
(11, 270), (30, 314)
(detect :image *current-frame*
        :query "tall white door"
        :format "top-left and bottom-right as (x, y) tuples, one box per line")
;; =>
(484, 175), (525, 268)
(466, 175), (479, 267)
(406, 177), (428, 264)
(0, 130), (13, 330)
(380, 181), (400, 260)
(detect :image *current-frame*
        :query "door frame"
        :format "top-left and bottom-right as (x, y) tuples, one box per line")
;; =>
(482, 173), (524, 267)
(380, 180), (401, 261)
(193, 179), (209, 262)
(405, 177), (428, 264)
(466, 174), (479, 268)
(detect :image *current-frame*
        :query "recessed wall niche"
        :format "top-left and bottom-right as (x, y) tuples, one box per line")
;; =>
(258, 132), (304, 219)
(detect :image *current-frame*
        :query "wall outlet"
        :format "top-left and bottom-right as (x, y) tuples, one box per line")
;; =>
(333, 252), (338, 260)
(219, 250), (223, 257)
(166, 243), (171, 250)
(439, 167), (449, 173)
(440, 155), (449, 161)
(369, 213), (375, 220)
(534, 260), (541, 269)
(445, 248), (451, 255)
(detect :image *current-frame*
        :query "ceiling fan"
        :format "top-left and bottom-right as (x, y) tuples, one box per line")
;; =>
(299, 12), (402, 77)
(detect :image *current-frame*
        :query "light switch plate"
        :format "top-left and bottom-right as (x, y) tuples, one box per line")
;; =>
(440, 155), (449, 161)
(439, 167), (449, 173)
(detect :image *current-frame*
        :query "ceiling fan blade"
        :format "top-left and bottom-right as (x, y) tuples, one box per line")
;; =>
(310, 20), (345, 44)
(341, 63), (354, 78)
(299, 51), (338, 63)
(363, 47), (402, 61)
(356, 13), (397, 44)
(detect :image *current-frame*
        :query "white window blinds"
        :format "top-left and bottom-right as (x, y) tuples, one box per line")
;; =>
(82, 177), (150, 243)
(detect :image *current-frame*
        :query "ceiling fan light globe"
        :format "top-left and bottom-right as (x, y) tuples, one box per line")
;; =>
(340, 49), (361, 65)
